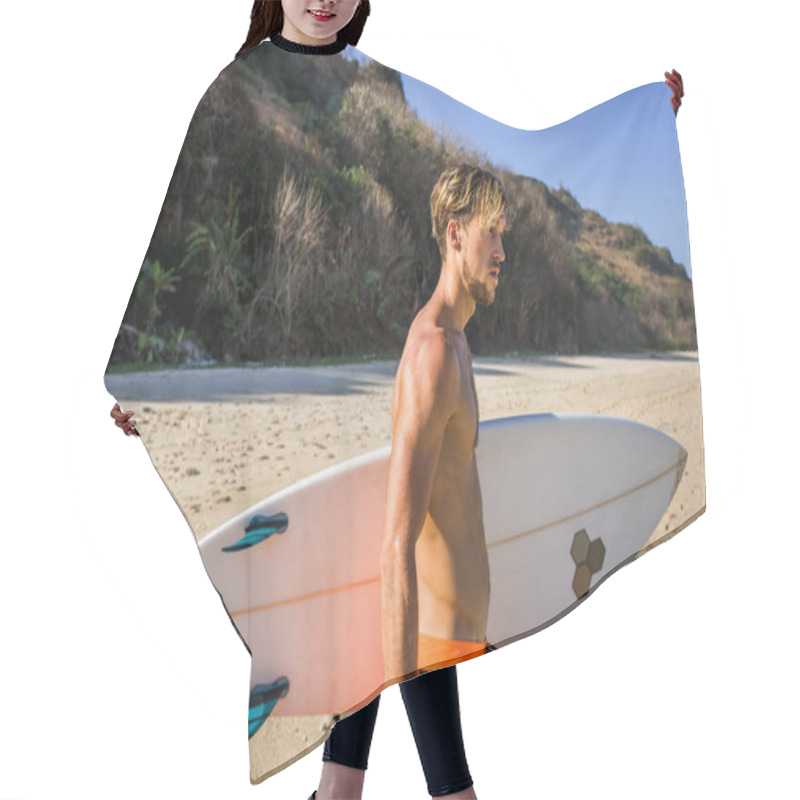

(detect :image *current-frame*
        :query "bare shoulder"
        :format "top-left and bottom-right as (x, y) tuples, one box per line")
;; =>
(395, 323), (460, 424)
(401, 324), (459, 386)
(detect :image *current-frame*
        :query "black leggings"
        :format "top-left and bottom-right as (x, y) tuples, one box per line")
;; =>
(322, 665), (473, 797)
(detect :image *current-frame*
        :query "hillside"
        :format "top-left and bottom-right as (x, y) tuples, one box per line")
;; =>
(109, 44), (696, 367)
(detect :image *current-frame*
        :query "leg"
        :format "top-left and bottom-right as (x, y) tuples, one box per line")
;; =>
(315, 695), (381, 800)
(400, 665), (476, 798)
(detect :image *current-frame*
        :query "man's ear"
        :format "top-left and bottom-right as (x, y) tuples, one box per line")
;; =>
(446, 219), (461, 252)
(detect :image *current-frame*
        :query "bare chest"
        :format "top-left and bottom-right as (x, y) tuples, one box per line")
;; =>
(445, 346), (479, 453)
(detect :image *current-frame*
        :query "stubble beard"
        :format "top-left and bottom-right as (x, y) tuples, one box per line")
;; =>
(463, 259), (496, 306)
(462, 242), (497, 306)
(466, 276), (495, 307)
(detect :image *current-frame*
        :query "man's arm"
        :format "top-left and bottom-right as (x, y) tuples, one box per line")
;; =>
(380, 331), (460, 683)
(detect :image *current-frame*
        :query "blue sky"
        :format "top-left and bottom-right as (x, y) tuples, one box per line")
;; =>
(345, 48), (690, 277)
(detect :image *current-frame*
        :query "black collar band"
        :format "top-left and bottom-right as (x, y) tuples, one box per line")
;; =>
(270, 32), (348, 55)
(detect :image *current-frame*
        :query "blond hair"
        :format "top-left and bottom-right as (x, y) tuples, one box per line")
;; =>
(430, 164), (508, 260)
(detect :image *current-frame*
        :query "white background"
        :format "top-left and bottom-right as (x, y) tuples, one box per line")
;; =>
(1, 1), (797, 798)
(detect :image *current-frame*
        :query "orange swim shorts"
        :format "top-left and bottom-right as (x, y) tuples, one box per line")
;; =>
(417, 632), (487, 674)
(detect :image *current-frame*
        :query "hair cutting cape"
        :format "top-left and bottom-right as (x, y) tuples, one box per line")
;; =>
(104, 35), (705, 784)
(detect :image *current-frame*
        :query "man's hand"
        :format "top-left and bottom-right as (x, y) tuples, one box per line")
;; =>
(665, 69), (684, 116)
(110, 402), (139, 437)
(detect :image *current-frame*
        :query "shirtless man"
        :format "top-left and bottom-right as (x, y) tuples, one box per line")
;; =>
(311, 165), (508, 800)
(381, 163), (507, 682)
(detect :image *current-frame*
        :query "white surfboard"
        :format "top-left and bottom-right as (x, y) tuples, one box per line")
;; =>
(199, 414), (685, 728)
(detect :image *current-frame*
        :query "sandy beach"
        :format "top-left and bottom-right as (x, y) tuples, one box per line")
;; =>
(106, 351), (704, 781)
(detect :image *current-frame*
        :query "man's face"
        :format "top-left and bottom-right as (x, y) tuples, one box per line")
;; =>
(460, 215), (506, 306)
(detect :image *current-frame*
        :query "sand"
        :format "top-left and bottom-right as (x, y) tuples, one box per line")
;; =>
(106, 351), (705, 781)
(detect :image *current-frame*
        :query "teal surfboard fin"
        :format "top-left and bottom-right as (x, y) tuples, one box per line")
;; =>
(248, 677), (290, 739)
(222, 512), (289, 552)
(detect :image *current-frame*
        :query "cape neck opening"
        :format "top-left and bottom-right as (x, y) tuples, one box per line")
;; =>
(269, 32), (348, 55)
